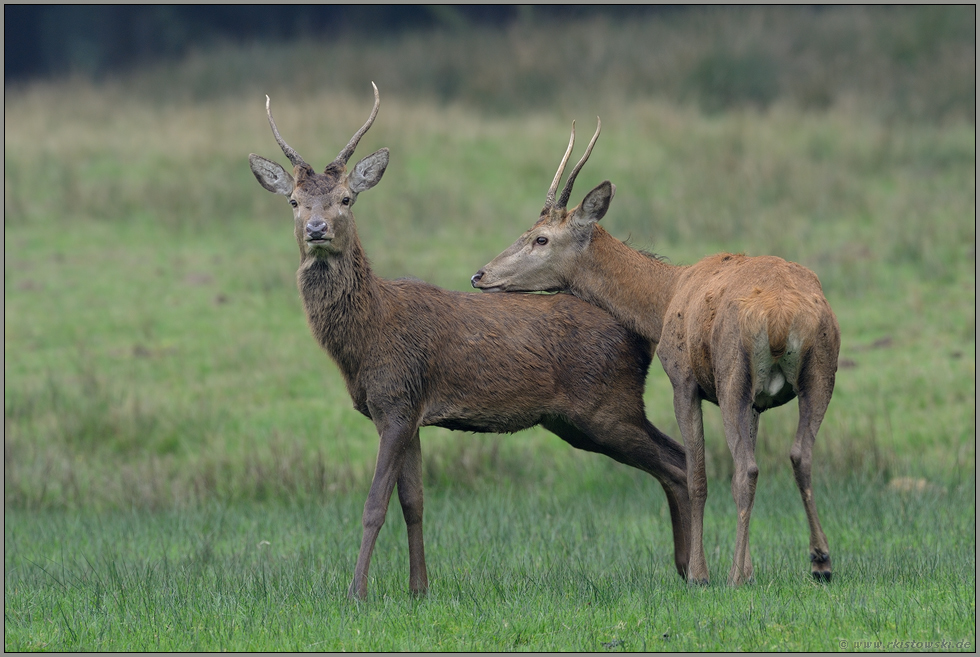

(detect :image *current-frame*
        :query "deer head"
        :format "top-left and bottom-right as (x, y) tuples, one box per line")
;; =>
(249, 83), (389, 261)
(471, 119), (614, 293)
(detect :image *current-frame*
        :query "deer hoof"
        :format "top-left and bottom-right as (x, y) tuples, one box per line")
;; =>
(347, 580), (368, 601)
(810, 552), (832, 582)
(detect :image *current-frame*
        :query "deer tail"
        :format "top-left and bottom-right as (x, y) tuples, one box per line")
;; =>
(739, 288), (820, 361)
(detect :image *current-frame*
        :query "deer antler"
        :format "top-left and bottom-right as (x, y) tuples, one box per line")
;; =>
(546, 121), (577, 209)
(557, 117), (601, 210)
(333, 82), (381, 168)
(266, 95), (307, 168)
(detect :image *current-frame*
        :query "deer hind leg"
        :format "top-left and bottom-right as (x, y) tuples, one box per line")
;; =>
(641, 418), (693, 580)
(349, 420), (416, 601)
(791, 373), (834, 582)
(722, 400), (760, 586)
(397, 429), (429, 597)
(590, 415), (693, 580)
(541, 415), (691, 579)
(672, 385), (709, 585)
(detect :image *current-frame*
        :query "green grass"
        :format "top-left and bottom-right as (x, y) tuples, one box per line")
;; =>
(4, 6), (976, 651)
(4, 474), (975, 651)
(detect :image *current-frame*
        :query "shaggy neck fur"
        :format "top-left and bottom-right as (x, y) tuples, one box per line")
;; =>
(297, 236), (380, 387)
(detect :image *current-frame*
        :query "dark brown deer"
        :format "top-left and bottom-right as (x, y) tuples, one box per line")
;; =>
(248, 86), (692, 600)
(473, 119), (841, 586)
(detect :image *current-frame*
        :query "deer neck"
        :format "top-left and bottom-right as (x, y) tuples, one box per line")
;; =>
(297, 235), (381, 382)
(569, 226), (683, 346)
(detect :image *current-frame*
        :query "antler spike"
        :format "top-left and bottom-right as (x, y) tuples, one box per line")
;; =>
(546, 121), (576, 209)
(557, 117), (601, 209)
(266, 95), (307, 168)
(333, 82), (381, 168)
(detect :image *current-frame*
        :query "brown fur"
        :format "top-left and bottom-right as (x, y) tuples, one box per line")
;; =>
(473, 122), (841, 586)
(249, 92), (692, 600)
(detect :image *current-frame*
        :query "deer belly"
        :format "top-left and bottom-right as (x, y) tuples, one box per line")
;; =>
(422, 402), (541, 435)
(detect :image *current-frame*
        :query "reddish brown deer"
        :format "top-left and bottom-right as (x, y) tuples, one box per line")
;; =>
(472, 119), (841, 586)
(249, 86), (692, 600)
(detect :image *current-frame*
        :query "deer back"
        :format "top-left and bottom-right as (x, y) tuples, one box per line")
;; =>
(353, 280), (654, 432)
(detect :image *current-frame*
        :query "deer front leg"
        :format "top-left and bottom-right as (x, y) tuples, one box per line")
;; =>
(349, 421), (414, 601)
(397, 429), (429, 597)
(673, 384), (709, 585)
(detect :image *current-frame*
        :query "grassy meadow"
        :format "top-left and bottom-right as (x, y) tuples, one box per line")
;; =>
(4, 6), (976, 651)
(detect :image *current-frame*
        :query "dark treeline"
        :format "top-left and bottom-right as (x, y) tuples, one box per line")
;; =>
(4, 5), (679, 83)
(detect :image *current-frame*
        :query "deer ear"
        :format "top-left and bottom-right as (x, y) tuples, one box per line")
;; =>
(570, 180), (615, 229)
(249, 154), (294, 196)
(349, 148), (389, 194)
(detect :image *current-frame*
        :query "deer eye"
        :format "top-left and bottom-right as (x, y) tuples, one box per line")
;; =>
(535, 236), (549, 246)
(341, 197), (351, 206)
(289, 199), (298, 208)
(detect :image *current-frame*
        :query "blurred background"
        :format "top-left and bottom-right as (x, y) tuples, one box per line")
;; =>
(4, 6), (975, 509)
(5, 5), (975, 120)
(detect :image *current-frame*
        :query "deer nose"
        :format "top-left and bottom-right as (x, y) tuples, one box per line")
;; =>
(306, 219), (329, 241)
(470, 270), (484, 288)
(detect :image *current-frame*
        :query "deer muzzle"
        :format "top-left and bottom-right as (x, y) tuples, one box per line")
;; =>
(306, 218), (333, 243)
(470, 270), (503, 292)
